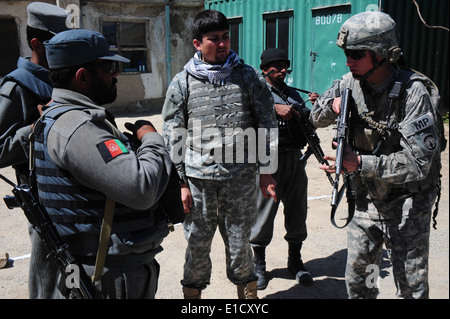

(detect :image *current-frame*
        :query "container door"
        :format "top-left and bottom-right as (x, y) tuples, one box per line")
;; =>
(310, 5), (352, 94)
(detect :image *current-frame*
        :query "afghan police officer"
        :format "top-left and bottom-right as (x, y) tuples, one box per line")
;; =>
(0, 2), (70, 182)
(310, 11), (445, 299)
(0, 2), (70, 298)
(251, 48), (318, 289)
(33, 29), (173, 299)
(162, 10), (278, 299)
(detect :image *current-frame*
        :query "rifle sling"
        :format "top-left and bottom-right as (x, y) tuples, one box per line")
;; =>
(92, 197), (115, 283)
(330, 177), (355, 229)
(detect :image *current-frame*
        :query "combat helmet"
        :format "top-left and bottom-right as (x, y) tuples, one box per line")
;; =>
(336, 11), (402, 81)
(336, 11), (402, 63)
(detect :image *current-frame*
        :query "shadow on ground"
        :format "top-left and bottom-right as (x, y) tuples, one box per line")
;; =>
(263, 249), (392, 299)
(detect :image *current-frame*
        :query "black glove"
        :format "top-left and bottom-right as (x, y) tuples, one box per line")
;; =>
(124, 120), (155, 149)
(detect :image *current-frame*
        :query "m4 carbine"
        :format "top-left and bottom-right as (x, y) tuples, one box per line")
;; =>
(330, 88), (356, 228)
(1, 173), (96, 299)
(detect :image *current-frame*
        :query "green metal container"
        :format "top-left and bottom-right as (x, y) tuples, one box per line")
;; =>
(205, 0), (448, 112)
(205, 0), (379, 99)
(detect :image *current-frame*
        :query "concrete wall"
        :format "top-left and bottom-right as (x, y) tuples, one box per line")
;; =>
(78, 0), (204, 114)
(0, 0), (204, 113)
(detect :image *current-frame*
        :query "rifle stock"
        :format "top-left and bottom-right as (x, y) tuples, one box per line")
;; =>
(1, 173), (96, 299)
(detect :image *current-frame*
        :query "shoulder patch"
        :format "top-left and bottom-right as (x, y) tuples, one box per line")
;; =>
(97, 139), (129, 163)
(410, 113), (433, 133)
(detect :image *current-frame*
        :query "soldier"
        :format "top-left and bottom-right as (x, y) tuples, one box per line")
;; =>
(310, 11), (445, 299)
(251, 48), (318, 289)
(34, 29), (173, 298)
(0, 2), (70, 298)
(162, 10), (278, 299)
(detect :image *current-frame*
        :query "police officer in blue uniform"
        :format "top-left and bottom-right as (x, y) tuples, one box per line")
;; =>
(0, 2), (70, 298)
(35, 29), (172, 299)
(0, 2), (70, 182)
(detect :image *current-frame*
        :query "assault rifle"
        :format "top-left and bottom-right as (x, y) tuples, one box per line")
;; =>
(330, 88), (356, 228)
(266, 81), (334, 185)
(0, 173), (96, 299)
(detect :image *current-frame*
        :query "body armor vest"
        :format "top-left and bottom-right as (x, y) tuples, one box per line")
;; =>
(183, 74), (255, 177)
(33, 105), (165, 240)
(2, 59), (52, 103)
(344, 69), (443, 198)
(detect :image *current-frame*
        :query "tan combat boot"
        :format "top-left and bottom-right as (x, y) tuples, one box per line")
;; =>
(0, 252), (8, 269)
(237, 280), (258, 299)
(183, 286), (202, 299)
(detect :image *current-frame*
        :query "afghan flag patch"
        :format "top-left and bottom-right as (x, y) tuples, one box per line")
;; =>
(97, 139), (129, 163)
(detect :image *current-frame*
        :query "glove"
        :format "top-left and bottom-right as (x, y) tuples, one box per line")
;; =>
(124, 120), (155, 149)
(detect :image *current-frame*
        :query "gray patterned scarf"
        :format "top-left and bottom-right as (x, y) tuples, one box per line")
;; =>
(184, 50), (241, 85)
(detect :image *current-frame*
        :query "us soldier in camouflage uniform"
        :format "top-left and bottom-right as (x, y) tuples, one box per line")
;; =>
(162, 10), (278, 299)
(310, 11), (445, 299)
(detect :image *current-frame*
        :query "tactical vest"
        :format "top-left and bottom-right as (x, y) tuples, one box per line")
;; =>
(32, 105), (166, 246)
(2, 65), (52, 103)
(346, 68), (444, 197)
(183, 73), (256, 178)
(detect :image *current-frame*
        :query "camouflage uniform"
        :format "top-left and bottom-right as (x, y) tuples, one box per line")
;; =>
(162, 63), (277, 289)
(310, 11), (444, 299)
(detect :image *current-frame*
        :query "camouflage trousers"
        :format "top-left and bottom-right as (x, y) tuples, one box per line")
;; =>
(182, 171), (258, 289)
(346, 186), (438, 299)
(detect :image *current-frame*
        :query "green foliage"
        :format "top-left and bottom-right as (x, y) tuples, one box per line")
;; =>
(443, 112), (449, 124)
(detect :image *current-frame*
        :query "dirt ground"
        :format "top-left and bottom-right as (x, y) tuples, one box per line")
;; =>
(0, 111), (448, 300)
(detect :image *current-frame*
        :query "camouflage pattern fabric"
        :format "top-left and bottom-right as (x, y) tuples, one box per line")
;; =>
(181, 171), (258, 288)
(162, 65), (277, 183)
(336, 11), (400, 61)
(310, 66), (442, 299)
(311, 67), (442, 200)
(162, 61), (276, 291)
(346, 186), (437, 299)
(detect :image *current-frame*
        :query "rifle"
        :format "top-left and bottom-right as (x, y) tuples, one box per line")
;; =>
(295, 105), (334, 185)
(266, 80), (334, 185)
(0, 173), (97, 299)
(330, 88), (356, 228)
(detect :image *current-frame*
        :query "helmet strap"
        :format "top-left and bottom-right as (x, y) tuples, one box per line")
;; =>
(353, 51), (387, 82)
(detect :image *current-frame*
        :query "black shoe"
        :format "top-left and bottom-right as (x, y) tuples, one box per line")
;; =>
(288, 243), (313, 286)
(253, 247), (268, 290)
(295, 266), (313, 286)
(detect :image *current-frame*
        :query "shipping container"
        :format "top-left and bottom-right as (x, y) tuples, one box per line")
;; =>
(205, 0), (448, 112)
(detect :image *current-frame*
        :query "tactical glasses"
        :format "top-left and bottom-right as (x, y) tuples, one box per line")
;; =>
(344, 50), (367, 60)
(96, 60), (119, 74)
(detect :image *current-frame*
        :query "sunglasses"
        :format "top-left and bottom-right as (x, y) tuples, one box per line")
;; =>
(270, 62), (290, 70)
(344, 50), (367, 60)
(96, 60), (119, 74)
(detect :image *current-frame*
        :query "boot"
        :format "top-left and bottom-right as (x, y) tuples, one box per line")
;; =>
(237, 280), (259, 299)
(253, 246), (268, 290)
(0, 252), (8, 269)
(288, 243), (313, 286)
(182, 286), (202, 299)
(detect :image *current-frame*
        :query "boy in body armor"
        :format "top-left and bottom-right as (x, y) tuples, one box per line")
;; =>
(162, 10), (278, 299)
